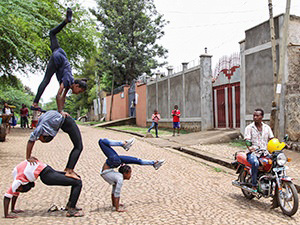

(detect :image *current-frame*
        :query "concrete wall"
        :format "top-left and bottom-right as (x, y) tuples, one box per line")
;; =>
(285, 15), (300, 141)
(146, 55), (213, 131)
(240, 14), (300, 141)
(105, 86), (129, 121)
(185, 70), (201, 117)
(135, 83), (147, 127)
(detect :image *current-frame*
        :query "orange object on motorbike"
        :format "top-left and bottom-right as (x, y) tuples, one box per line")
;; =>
(231, 136), (298, 217)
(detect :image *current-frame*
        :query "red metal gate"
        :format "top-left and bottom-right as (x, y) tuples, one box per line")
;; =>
(213, 82), (240, 128)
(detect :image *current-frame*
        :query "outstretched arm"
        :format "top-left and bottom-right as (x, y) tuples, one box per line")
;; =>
(112, 195), (126, 212)
(26, 140), (38, 164)
(56, 83), (69, 117)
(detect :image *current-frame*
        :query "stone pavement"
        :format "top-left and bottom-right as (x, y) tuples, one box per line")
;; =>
(0, 127), (300, 224)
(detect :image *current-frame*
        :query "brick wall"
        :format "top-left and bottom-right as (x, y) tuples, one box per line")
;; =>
(136, 83), (147, 127)
(105, 86), (129, 121)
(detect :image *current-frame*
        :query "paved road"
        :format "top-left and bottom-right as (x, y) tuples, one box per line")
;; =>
(0, 126), (299, 224)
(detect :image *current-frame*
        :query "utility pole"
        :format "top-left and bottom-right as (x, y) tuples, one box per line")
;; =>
(273, 0), (291, 138)
(95, 70), (100, 121)
(268, 0), (277, 132)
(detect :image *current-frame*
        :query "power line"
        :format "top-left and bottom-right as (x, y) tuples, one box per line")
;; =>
(167, 19), (258, 30)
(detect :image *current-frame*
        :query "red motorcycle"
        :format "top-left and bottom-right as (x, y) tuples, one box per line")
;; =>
(232, 138), (298, 216)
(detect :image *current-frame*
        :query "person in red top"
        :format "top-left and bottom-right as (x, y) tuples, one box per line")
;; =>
(171, 105), (181, 136)
(147, 109), (161, 138)
(20, 104), (29, 129)
(3, 160), (83, 218)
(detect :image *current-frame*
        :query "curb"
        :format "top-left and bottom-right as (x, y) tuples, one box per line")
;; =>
(104, 127), (145, 137)
(173, 146), (233, 170)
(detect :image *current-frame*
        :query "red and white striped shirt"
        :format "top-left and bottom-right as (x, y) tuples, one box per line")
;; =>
(4, 160), (47, 198)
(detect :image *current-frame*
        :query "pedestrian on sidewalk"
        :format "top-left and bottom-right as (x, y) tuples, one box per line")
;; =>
(147, 109), (160, 138)
(31, 8), (87, 116)
(3, 160), (83, 218)
(130, 99), (136, 117)
(244, 108), (274, 193)
(171, 105), (181, 136)
(2, 102), (13, 134)
(98, 138), (165, 212)
(26, 110), (83, 180)
(20, 104), (29, 129)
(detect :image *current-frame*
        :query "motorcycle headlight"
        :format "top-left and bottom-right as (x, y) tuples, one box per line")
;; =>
(277, 153), (287, 166)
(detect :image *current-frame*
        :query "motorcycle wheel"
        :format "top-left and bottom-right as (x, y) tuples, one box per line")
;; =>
(277, 181), (299, 216)
(240, 171), (255, 200)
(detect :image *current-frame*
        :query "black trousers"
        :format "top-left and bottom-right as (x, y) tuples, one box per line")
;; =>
(20, 116), (28, 128)
(61, 116), (83, 169)
(40, 166), (82, 208)
(33, 21), (67, 104)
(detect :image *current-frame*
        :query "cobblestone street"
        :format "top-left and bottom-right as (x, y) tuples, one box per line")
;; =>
(0, 126), (299, 224)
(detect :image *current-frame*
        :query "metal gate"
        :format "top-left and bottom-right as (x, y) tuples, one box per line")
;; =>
(128, 82), (136, 117)
(213, 67), (240, 128)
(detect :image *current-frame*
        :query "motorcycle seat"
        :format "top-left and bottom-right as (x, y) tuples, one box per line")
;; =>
(236, 152), (252, 167)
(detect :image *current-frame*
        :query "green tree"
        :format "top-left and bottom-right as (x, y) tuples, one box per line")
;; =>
(90, 0), (168, 90)
(0, 0), (98, 76)
(0, 75), (35, 116)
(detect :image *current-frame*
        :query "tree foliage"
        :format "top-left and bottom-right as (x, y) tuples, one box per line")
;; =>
(0, 76), (34, 115)
(0, 0), (98, 76)
(90, 0), (168, 90)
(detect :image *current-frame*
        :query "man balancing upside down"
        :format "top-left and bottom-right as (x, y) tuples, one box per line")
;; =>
(26, 110), (83, 180)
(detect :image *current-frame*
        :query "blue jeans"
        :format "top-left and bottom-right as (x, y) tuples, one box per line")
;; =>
(98, 138), (155, 168)
(247, 153), (259, 187)
(148, 122), (158, 137)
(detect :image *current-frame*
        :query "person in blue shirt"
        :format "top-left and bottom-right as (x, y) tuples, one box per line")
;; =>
(31, 8), (87, 117)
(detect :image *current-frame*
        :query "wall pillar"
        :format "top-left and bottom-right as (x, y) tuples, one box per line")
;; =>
(232, 86), (236, 129)
(167, 66), (173, 76)
(239, 40), (246, 135)
(199, 54), (213, 130)
(182, 62), (188, 118)
(214, 89), (218, 128)
(225, 87), (229, 128)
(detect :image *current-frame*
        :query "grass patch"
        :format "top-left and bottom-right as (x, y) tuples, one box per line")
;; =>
(214, 167), (222, 172)
(229, 139), (247, 149)
(76, 121), (104, 126)
(109, 125), (192, 136)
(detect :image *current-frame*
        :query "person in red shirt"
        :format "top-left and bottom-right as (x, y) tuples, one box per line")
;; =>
(147, 109), (161, 138)
(171, 105), (181, 136)
(20, 104), (29, 129)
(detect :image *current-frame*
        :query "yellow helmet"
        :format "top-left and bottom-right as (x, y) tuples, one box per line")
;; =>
(267, 138), (286, 153)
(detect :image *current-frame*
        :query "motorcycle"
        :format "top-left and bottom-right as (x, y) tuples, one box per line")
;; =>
(231, 137), (298, 216)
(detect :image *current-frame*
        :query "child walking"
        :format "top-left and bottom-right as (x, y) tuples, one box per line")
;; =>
(171, 105), (181, 136)
(147, 110), (160, 138)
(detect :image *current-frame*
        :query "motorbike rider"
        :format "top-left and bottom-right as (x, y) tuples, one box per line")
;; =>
(244, 108), (274, 192)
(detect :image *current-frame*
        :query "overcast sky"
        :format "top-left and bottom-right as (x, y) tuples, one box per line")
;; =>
(19, 0), (300, 103)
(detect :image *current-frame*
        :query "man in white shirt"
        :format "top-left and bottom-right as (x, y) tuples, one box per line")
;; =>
(244, 108), (274, 192)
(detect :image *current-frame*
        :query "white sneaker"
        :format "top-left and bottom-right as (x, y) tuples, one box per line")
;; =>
(153, 159), (165, 170)
(123, 138), (135, 151)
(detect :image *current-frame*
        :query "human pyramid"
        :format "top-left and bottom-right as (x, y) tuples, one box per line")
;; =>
(3, 8), (165, 219)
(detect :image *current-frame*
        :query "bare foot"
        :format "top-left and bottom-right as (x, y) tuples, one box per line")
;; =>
(12, 209), (24, 213)
(65, 171), (81, 180)
(5, 214), (18, 218)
